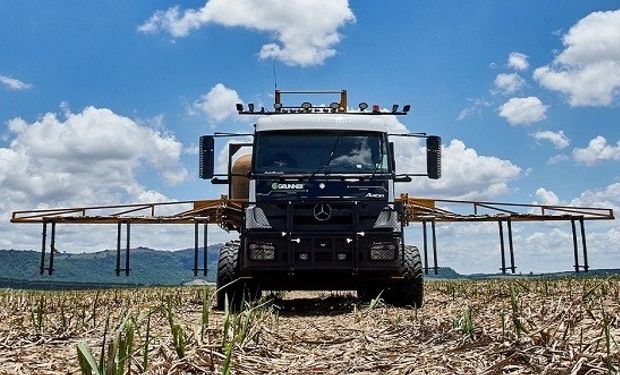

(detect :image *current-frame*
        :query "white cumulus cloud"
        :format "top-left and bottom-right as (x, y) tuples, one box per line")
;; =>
(499, 96), (548, 126)
(493, 73), (525, 95)
(192, 83), (243, 123)
(0, 106), (193, 251)
(457, 98), (491, 120)
(532, 182), (620, 213)
(547, 154), (569, 164)
(570, 182), (620, 211)
(573, 136), (620, 165)
(389, 119), (521, 200)
(532, 130), (570, 149)
(1, 106), (187, 206)
(508, 52), (529, 71)
(534, 187), (561, 205)
(0, 75), (33, 90)
(533, 9), (620, 106)
(138, 0), (355, 66)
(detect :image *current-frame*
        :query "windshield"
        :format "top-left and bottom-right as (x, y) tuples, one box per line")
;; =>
(254, 131), (389, 175)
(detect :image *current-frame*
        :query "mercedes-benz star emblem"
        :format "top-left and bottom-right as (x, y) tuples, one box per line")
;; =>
(313, 203), (333, 222)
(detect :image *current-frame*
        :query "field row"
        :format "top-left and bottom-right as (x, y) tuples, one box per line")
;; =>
(0, 277), (618, 374)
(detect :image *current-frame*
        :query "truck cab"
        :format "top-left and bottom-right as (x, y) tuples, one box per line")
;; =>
(199, 91), (441, 309)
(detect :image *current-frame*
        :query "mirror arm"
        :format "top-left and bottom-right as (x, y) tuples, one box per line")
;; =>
(211, 177), (229, 184)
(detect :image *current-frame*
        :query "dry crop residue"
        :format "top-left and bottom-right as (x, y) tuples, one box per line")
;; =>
(0, 278), (618, 374)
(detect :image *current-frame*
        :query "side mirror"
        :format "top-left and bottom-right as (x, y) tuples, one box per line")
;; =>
(426, 136), (441, 179)
(199, 135), (215, 179)
(389, 142), (395, 173)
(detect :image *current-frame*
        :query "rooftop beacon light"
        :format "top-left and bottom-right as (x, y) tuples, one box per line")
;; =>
(372, 104), (381, 113)
(301, 101), (312, 112)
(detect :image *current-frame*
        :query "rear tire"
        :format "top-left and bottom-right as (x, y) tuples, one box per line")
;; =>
(215, 241), (261, 311)
(384, 245), (424, 308)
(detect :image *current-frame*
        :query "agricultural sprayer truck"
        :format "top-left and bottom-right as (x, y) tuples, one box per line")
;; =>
(11, 90), (614, 311)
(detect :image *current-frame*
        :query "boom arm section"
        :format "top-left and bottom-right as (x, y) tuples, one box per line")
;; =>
(397, 193), (614, 275)
(11, 196), (247, 230)
(398, 193), (614, 223)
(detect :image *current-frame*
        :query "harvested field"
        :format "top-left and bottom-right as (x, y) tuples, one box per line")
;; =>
(0, 278), (618, 374)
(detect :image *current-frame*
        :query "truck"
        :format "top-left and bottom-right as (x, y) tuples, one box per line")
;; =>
(10, 91), (613, 298)
(199, 90), (442, 310)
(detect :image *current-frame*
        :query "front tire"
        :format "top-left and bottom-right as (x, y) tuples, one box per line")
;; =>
(384, 245), (424, 308)
(215, 241), (261, 311)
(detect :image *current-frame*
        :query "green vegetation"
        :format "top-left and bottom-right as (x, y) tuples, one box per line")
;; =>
(0, 246), (221, 288)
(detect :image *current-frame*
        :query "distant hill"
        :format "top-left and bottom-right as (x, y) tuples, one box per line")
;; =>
(423, 267), (463, 279)
(0, 245), (223, 289)
(0, 248), (465, 289)
(1, 248), (617, 290)
(466, 268), (620, 279)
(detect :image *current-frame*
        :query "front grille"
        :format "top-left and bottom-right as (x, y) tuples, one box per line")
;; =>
(293, 203), (354, 231)
(258, 201), (388, 232)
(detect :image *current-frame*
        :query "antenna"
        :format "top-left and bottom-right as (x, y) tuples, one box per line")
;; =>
(272, 61), (278, 90)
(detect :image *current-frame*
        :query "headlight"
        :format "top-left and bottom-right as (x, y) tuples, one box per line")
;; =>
(373, 209), (399, 230)
(249, 242), (276, 260)
(245, 206), (272, 229)
(369, 242), (397, 261)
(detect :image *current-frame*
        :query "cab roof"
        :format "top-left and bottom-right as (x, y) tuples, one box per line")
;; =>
(255, 113), (391, 133)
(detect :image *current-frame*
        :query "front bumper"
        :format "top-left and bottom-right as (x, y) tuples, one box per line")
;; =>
(240, 231), (402, 272)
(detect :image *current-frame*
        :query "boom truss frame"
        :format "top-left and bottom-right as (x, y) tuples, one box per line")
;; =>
(11, 194), (614, 277)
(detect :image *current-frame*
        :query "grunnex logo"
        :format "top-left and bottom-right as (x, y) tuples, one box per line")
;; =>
(271, 182), (305, 190)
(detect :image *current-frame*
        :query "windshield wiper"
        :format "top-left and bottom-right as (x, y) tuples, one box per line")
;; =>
(369, 136), (385, 180)
(307, 135), (342, 180)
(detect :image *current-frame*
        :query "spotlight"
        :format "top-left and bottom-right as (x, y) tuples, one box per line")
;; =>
(392, 104), (399, 113)
(236, 103), (243, 112)
(274, 102), (283, 111)
(301, 101), (312, 110)
(329, 102), (340, 110)
(359, 102), (368, 111)
(403, 104), (411, 113)
(248, 103), (255, 113)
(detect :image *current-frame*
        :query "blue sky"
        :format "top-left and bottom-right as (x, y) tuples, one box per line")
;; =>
(1, 1), (619, 273)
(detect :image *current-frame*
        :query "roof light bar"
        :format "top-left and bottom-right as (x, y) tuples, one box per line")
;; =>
(235, 90), (411, 116)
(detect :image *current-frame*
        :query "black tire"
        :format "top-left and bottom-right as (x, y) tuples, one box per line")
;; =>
(384, 245), (424, 308)
(215, 241), (261, 311)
